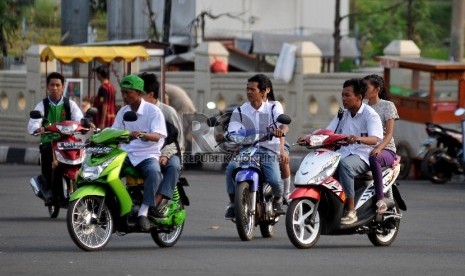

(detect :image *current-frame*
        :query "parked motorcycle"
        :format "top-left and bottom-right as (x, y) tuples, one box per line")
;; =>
(285, 129), (406, 249)
(218, 114), (292, 241)
(66, 111), (189, 251)
(29, 110), (93, 218)
(420, 122), (463, 184)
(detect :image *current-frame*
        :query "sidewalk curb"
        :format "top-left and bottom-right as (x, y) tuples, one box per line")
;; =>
(0, 146), (39, 165)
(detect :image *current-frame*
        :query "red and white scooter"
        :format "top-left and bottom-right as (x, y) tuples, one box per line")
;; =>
(29, 110), (93, 218)
(285, 129), (406, 249)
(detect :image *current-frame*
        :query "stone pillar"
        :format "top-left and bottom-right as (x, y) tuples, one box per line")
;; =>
(26, 44), (56, 112)
(194, 41), (229, 114)
(294, 41), (323, 74)
(285, 41), (322, 146)
(383, 40), (421, 57)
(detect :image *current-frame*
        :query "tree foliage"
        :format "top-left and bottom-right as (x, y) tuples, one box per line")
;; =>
(0, 0), (21, 56)
(353, 0), (451, 64)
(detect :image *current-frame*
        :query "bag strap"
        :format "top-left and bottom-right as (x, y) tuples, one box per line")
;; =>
(42, 98), (49, 122)
(63, 97), (71, 120)
(335, 107), (344, 134)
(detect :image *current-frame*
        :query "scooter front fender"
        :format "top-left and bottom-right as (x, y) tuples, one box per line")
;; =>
(70, 185), (106, 201)
(290, 186), (321, 201)
(235, 170), (259, 192)
(70, 184), (133, 216)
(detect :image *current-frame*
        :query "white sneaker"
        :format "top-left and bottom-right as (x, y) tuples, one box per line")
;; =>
(340, 209), (357, 225)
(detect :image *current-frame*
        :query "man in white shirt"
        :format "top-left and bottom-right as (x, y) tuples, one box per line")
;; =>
(224, 74), (288, 219)
(300, 78), (383, 225)
(112, 75), (167, 231)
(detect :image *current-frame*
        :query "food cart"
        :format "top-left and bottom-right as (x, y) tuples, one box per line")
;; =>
(377, 56), (465, 179)
(377, 56), (465, 124)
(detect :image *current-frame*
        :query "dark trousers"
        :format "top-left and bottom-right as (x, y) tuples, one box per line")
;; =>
(39, 143), (53, 190)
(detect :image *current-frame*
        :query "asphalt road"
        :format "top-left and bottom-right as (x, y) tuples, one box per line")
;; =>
(1, 164), (464, 276)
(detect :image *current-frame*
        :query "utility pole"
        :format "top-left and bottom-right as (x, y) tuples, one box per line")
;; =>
(450, 0), (465, 62)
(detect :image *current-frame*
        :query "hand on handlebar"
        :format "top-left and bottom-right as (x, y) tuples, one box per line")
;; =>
(273, 128), (286, 138)
(33, 127), (45, 135)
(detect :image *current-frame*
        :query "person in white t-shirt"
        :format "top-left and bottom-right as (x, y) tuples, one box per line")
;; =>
(112, 74), (167, 231)
(224, 74), (288, 219)
(298, 78), (383, 225)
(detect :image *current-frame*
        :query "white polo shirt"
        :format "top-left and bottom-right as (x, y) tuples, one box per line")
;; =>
(326, 103), (383, 165)
(112, 99), (167, 165)
(228, 101), (283, 153)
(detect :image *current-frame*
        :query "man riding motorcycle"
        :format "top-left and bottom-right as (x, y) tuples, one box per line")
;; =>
(138, 72), (184, 216)
(224, 74), (288, 219)
(111, 74), (167, 231)
(27, 72), (83, 204)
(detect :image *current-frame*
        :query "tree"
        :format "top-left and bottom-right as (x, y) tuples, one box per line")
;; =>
(333, 0), (405, 71)
(353, 0), (448, 63)
(189, 10), (244, 44)
(0, 0), (21, 57)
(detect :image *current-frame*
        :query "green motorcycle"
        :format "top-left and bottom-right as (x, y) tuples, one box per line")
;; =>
(66, 112), (189, 251)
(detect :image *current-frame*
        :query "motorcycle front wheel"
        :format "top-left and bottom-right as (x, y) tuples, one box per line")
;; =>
(48, 169), (70, 218)
(67, 196), (113, 251)
(285, 198), (321, 249)
(235, 181), (255, 241)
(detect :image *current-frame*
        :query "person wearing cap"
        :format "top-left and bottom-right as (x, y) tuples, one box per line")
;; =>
(138, 72), (184, 217)
(111, 74), (167, 231)
(92, 65), (116, 129)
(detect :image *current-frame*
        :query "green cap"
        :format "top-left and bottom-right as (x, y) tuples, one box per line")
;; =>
(120, 74), (144, 92)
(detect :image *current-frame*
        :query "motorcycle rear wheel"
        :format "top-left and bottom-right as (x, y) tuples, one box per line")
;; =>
(285, 198), (321, 249)
(367, 203), (400, 246)
(259, 221), (274, 238)
(421, 148), (451, 184)
(67, 196), (113, 251)
(235, 181), (255, 241)
(151, 204), (185, 247)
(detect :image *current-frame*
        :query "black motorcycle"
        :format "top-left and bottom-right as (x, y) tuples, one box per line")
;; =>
(421, 122), (463, 184)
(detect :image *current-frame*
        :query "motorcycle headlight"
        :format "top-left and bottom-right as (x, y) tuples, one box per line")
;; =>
(307, 156), (338, 184)
(81, 156), (116, 180)
(56, 124), (78, 135)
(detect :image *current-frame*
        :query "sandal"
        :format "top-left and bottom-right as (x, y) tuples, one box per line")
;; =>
(376, 200), (388, 214)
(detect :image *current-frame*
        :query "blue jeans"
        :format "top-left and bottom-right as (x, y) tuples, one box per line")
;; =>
(225, 147), (283, 198)
(337, 154), (369, 198)
(157, 155), (182, 199)
(124, 157), (162, 207)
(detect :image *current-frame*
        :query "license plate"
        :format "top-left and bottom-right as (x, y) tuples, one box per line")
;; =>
(57, 142), (85, 150)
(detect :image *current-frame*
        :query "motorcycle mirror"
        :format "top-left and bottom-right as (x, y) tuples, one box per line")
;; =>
(81, 118), (91, 129)
(276, 114), (292, 125)
(30, 110), (43, 119)
(454, 108), (465, 117)
(207, 116), (218, 127)
(123, 111), (138, 122)
(85, 107), (98, 117)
